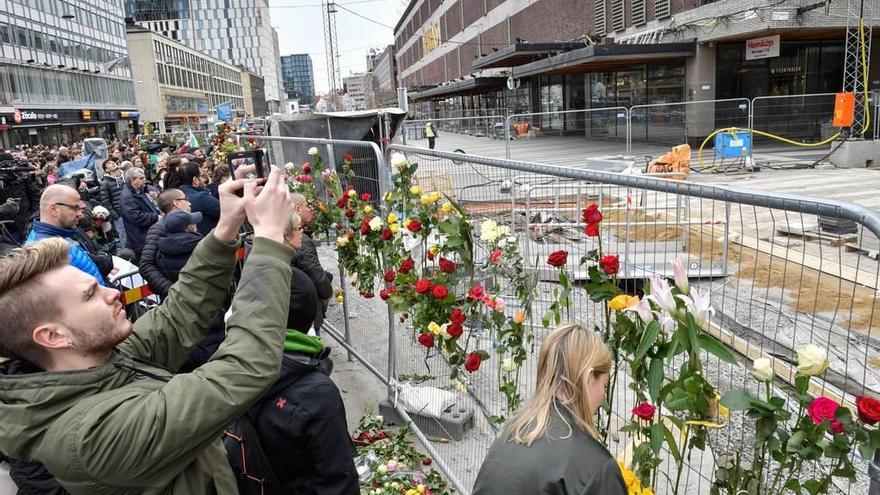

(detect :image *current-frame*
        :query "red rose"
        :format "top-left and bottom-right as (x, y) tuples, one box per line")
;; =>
(344, 153), (353, 162)
(415, 279), (432, 294)
(599, 255), (620, 275)
(335, 223), (344, 230)
(399, 257), (415, 274)
(856, 396), (880, 425)
(450, 308), (466, 324)
(407, 219), (422, 233)
(432, 284), (448, 299)
(335, 197), (346, 208)
(383, 269), (396, 282)
(345, 209), (355, 218)
(361, 193), (371, 201)
(422, 458), (432, 466)
(439, 257), (456, 273)
(361, 291), (375, 299)
(418, 333), (435, 348)
(427, 250), (435, 261)
(379, 289), (391, 300)
(464, 353), (482, 373)
(447, 322), (463, 338)
(547, 250), (568, 267)
(632, 402), (656, 421)
(490, 249), (503, 264)
(381, 228), (392, 240)
(583, 204), (603, 225)
(303, 163), (311, 174)
(585, 222), (600, 237)
(808, 397), (844, 434)
(359, 224), (369, 235)
(467, 284), (484, 300)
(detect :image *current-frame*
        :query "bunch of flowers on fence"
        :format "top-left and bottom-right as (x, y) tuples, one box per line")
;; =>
(353, 413), (452, 495)
(209, 121), (257, 167)
(286, 147), (345, 238)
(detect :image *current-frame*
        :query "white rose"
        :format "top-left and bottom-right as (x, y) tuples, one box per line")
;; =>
(501, 358), (516, 373)
(369, 216), (383, 231)
(751, 357), (775, 382)
(796, 344), (830, 376)
(390, 152), (407, 170)
(308, 147), (319, 156)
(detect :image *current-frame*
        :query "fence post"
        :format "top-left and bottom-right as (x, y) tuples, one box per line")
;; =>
(749, 97), (756, 160)
(505, 114), (512, 160)
(626, 107), (632, 156)
(337, 264), (353, 362)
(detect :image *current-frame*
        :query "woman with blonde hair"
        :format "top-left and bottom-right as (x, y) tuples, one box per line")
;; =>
(472, 323), (626, 494)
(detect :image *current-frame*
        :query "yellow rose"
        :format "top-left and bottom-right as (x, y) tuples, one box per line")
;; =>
(363, 205), (373, 214)
(317, 201), (327, 212)
(416, 485), (426, 494)
(427, 322), (441, 335)
(347, 189), (357, 198)
(387, 212), (398, 223)
(429, 191), (441, 203)
(429, 245), (438, 256)
(405, 490), (419, 495)
(452, 379), (468, 394)
(410, 185), (421, 195)
(383, 192), (392, 201)
(513, 310), (527, 324)
(609, 294), (640, 311)
(620, 466), (637, 488)
(441, 202), (454, 214)
(419, 194), (433, 206)
(389, 222), (400, 234)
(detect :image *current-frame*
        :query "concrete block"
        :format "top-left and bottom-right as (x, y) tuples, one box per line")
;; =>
(829, 140), (880, 168)
(378, 398), (475, 441)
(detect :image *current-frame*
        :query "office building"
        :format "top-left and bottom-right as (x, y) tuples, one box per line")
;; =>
(124, 0), (284, 112)
(371, 45), (397, 108)
(0, 0), (137, 146)
(280, 53), (315, 106)
(240, 69), (269, 117)
(343, 73), (367, 110)
(394, 0), (878, 134)
(126, 24), (244, 134)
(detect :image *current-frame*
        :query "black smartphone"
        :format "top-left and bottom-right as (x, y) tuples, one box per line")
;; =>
(226, 149), (270, 195)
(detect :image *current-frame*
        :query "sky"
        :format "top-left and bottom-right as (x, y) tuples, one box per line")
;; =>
(269, 0), (408, 94)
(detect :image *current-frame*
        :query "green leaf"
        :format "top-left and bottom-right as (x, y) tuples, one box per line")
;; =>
(635, 321), (661, 361)
(835, 406), (853, 425)
(685, 314), (701, 354)
(649, 423), (664, 455)
(648, 358), (664, 403)
(697, 334), (739, 365)
(663, 423), (682, 463)
(784, 479), (801, 492)
(859, 442), (876, 460)
(802, 479), (821, 495)
(795, 374), (811, 395)
(665, 388), (692, 411)
(787, 431), (806, 452)
(721, 389), (756, 411)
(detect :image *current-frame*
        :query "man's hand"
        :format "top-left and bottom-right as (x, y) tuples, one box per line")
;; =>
(243, 168), (291, 244)
(213, 177), (256, 243)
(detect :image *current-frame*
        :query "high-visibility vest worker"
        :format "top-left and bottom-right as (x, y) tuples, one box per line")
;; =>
(425, 122), (436, 138)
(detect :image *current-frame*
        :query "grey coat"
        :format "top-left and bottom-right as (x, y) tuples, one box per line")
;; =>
(472, 407), (627, 495)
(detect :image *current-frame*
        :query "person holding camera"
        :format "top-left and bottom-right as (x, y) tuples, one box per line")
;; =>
(0, 152), (41, 241)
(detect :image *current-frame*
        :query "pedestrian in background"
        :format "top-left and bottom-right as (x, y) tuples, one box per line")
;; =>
(425, 120), (437, 149)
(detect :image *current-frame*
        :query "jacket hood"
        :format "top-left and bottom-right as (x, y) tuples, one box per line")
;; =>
(0, 354), (135, 460)
(102, 173), (124, 187)
(158, 231), (203, 256)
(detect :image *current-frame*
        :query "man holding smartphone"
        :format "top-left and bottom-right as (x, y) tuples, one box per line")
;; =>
(0, 169), (295, 494)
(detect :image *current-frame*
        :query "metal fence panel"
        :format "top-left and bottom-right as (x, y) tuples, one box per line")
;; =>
(382, 144), (880, 494)
(628, 99), (750, 157)
(505, 107), (629, 163)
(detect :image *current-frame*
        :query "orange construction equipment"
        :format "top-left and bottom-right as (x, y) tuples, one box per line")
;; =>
(833, 92), (855, 127)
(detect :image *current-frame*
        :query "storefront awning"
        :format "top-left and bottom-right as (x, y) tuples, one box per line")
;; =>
(472, 42), (588, 70)
(512, 42), (696, 78)
(411, 77), (506, 100)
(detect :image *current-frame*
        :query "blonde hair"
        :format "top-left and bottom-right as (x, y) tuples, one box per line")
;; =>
(285, 211), (302, 238)
(0, 238), (70, 365)
(503, 323), (612, 445)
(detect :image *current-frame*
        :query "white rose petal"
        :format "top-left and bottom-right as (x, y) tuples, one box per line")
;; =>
(369, 216), (383, 231)
(308, 147), (319, 156)
(751, 357), (775, 382)
(796, 344), (830, 376)
(390, 152), (408, 170)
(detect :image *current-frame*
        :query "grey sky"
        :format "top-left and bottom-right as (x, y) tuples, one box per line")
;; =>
(269, 0), (407, 94)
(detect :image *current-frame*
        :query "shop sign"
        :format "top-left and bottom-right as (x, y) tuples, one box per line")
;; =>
(746, 35), (780, 60)
(81, 110), (92, 121)
(120, 111), (140, 119)
(15, 109), (60, 122)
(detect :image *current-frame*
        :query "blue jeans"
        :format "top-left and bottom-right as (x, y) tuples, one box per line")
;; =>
(114, 217), (127, 247)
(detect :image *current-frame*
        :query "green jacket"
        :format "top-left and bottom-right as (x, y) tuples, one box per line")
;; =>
(0, 233), (295, 494)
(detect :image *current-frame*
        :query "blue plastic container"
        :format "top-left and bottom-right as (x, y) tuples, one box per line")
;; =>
(714, 130), (751, 158)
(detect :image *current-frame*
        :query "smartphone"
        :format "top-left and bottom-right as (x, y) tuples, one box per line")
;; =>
(226, 149), (270, 196)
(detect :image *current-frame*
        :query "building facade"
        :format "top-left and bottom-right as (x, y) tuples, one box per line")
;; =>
(124, 0), (283, 112)
(372, 44), (398, 107)
(126, 24), (244, 134)
(280, 53), (315, 106)
(0, 0), (137, 146)
(240, 69), (269, 117)
(393, 0), (879, 139)
(343, 73), (367, 110)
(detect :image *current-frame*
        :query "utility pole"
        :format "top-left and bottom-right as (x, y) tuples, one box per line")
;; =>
(322, 1), (341, 104)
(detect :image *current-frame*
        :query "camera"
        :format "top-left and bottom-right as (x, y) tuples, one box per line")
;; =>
(0, 159), (35, 189)
(226, 149), (270, 196)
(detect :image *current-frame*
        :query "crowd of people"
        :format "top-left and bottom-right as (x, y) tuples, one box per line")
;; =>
(0, 137), (627, 495)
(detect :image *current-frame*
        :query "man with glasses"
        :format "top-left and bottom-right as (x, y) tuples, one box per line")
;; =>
(139, 188), (193, 299)
(25, 184), (108, 286)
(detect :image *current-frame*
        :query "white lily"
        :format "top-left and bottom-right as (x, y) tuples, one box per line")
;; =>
(625, 297), (654, 325)
(672, 256), (689, 293)
(647, 275), (677, 313)
(658, 312), (676, 333)
(677, 287), (715, 327)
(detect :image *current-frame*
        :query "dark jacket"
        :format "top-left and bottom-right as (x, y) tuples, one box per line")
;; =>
(289, 266), (319, 333)
(292, 233), (333, 300)
(99, 173), (125, 219)
(157, 230), (203, 284)
(139, 219), (172, 298)
(180, 185), (220, 235)
(472, 407), (627, 495)
(0, 172), (40, 238)
(120, 183), (160, 253)
(254, 353), (359, 495)
(0, 235), (295, 494)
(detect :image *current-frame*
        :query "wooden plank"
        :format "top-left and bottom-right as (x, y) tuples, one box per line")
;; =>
(731, 232), (880, 290)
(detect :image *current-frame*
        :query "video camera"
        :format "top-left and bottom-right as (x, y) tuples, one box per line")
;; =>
(0, 159), (35, 188)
